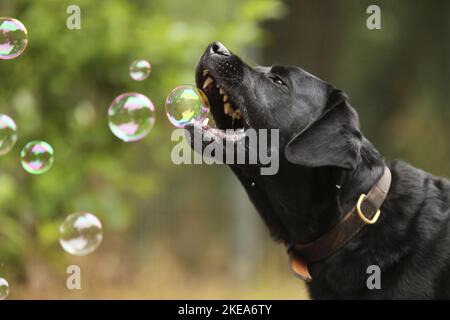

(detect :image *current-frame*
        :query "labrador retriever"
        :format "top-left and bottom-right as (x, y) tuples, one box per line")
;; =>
(187, 42), (450, 299)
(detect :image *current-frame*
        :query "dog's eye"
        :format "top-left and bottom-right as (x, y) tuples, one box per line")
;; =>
(269, 75), (285, 86)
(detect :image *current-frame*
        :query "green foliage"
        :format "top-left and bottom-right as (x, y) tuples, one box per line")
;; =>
(334, 0), (450, 176)
(0, 0), (284, 276)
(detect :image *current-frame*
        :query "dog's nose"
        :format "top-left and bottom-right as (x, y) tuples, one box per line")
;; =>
(210, 42), (230, 56)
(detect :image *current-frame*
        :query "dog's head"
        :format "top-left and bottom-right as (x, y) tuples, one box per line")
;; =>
(187, 42), (365, 242)
(189, 42), (362, 170)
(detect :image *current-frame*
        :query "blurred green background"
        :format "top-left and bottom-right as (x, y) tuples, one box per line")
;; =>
(0, 0), (448, 299)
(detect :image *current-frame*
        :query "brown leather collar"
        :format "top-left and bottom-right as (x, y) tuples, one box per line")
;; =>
(288, 166), (392, 282)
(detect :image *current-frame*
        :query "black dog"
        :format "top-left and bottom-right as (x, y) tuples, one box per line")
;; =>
(187, 42), (450, 299)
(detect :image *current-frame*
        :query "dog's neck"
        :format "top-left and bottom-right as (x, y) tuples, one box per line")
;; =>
(336, 137), (386, 217)
(268, 137), (385, 245)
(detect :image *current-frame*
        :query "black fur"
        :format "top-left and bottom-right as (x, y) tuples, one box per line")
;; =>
(193, 42), (450, 299)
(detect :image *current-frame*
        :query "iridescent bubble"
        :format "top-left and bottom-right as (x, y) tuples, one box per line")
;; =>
(108, 93), (155, 142)
(0, 17), (28, 60)
(20, 141), (54, 174)
(129, 59), (151, 81)
(59, 212), (103, 256)
(0, 114), (18, 156)
(0, 278), (9, 300)
(165, 85), (210, 128)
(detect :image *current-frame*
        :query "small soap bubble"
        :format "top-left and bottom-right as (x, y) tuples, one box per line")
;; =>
(0, 17), (28, 60)
(20, 141), (54, 174)
(165, 85), (210, 128)
(129, 59), (151, 81)
(0, 114), (18, 156)
(0, 278), (9, 300)
(108, 93), (155, 142)
(59, 212), (103, 256)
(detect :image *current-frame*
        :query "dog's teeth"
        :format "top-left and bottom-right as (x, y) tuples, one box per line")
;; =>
(224, 103), (232, 115)
(219, 88), (225, 95)
(203, 76), (214, 89)
(202, 70), (209, 76)
(223, 94), (228, 102)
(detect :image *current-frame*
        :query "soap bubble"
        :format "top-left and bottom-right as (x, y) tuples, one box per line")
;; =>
(0, 278), (9, 300)
(59, 212), (103, 256)
(108, 93), (155, 142)
(0, 114), (18, 156)
(130, 59), (151, 81)
(20, 141), (54, 174)
(0, 17), (28, 60)
(165, 85), (209, 128)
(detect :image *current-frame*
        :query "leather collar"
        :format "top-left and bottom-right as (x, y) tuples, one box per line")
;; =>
(288, 166), (392, 282)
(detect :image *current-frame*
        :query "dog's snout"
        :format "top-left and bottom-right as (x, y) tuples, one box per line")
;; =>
(210, 42), (230, 56)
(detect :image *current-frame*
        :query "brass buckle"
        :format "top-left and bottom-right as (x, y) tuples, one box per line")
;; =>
(356, 194), (381, 224)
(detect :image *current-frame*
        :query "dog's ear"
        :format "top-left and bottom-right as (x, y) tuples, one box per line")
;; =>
(284, 90), (362, 170)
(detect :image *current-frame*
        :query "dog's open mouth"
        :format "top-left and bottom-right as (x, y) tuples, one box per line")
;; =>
(197, 69), (249, 131)
(185, 42), (278, 171)
(185, 42), (253, 152)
